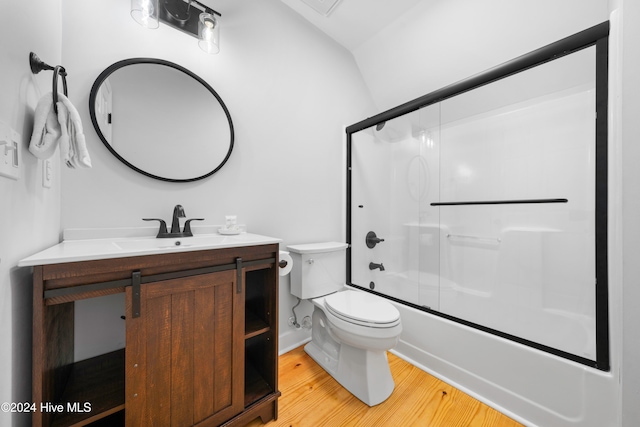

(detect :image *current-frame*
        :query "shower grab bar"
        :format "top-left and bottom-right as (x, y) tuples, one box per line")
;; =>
(447, 234), (501, 244)
(431, 198), (568, 206)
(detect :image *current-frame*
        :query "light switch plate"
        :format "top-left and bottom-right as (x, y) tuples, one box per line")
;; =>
(0, 121), (20, 181)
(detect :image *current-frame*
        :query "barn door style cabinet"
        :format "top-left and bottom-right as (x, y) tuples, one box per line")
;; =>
(22, 237), (280, 427)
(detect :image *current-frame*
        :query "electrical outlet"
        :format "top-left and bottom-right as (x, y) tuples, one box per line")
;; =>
(43, 159), (52, 188)
(0, 121), (20, 181)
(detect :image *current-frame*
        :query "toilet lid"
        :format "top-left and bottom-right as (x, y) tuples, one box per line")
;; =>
(324, 290), (400, 327)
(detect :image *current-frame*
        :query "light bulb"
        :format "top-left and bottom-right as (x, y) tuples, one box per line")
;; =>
(198, 13), (220, 54)
(140, 0), (154, 24)
(131, 0), (159, 29)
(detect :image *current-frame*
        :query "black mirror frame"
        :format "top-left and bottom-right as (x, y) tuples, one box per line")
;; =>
(89, 57), (234, 183)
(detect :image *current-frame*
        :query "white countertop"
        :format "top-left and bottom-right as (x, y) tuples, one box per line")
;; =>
(18, 232), (282, 267)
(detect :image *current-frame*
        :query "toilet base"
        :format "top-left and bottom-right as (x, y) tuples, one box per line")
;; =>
(304, 323), (395, 406)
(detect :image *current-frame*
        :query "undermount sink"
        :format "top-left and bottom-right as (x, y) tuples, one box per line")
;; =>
(113, 234), (232, 251)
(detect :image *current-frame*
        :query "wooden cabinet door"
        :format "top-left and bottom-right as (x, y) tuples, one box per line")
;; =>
(125, 270), (244, 426)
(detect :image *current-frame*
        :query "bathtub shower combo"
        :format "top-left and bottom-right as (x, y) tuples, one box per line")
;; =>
(347, 23), (609, 371)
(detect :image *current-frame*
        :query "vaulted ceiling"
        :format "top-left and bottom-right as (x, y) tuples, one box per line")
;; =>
(279, 0), (426, 51)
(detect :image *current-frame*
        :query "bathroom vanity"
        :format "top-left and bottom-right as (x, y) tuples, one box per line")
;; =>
(20, 233), (281, 427)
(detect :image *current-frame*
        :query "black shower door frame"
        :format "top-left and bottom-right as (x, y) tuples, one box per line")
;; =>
(345, 21), (610, 371)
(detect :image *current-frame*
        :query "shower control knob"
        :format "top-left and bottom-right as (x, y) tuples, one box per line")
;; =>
(366, 231), (385, 248)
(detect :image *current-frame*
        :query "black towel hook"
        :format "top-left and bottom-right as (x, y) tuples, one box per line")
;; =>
(29, 52), (68, 114)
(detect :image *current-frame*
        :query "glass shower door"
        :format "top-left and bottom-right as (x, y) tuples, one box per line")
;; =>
(437, 46), (597, 359)
(350, 105), (441, 310)
(347, 24), (608, 369)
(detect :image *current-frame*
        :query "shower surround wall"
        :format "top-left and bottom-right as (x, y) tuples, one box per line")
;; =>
(349, 25), (614, 426)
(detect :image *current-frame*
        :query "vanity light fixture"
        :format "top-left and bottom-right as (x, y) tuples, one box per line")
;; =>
(131, 0), (221, 54)
(198, 12), (220, 54)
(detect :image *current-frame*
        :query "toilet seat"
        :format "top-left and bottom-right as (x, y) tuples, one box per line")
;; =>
(324, 290), (400, 328)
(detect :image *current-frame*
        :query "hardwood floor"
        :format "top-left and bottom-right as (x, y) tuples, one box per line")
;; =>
(245, 346), (524, 427)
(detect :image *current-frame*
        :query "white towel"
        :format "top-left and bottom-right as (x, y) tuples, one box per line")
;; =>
(29, 92), (92, 168)
(57, 93), (91, 168)
(28, 93), (60, 160)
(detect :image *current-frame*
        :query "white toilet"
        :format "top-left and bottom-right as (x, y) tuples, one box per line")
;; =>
(287, 242), (402, 406)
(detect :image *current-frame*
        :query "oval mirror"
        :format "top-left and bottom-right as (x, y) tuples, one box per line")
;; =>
(89, 58), (234, 182)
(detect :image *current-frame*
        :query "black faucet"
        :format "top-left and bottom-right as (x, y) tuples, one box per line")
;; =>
(143, 205), (204, 238)
(171, 205), (186, 234)
(369, 262), (385, 271)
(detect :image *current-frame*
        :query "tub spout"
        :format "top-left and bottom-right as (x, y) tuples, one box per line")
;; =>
(369, 262), (385, 271)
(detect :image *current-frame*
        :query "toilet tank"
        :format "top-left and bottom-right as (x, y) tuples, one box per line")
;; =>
(287, 242), (349, 299)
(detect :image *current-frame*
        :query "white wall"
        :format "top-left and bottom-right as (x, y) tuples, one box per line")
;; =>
(0, 1), (63, 426)
(353, 0), (610, 111)
(61, 0), (373, 238)
(59, 0), (375, 359)
(619, 0), (640, 424)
